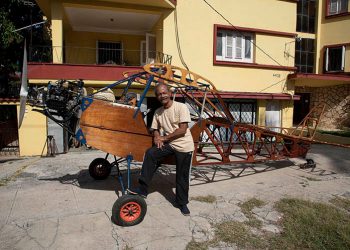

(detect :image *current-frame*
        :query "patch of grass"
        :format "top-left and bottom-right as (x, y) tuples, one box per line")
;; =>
(239, 198), (265, 228)
(272, 198), (350, 249)
(240, 198), (266, 213)
(187, 198), (350, 249)
(330, 196), (350, 213)
(186, 221), (267, 249)
(191, 195), (217, 203)
(318, 130), (350, 138)
(214, 220), (267, 249)
(185, 239), (208, 250)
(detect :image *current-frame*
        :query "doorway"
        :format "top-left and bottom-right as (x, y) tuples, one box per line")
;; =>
(293, 93), (310, 125)
(0, 105), (19, 156)
(146, 33), (156, 64)
(266, 100), (281, 132)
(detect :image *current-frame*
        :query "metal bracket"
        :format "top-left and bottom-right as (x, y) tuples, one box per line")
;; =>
(81, 97), (93, 111)
(75, 128), (86, 144)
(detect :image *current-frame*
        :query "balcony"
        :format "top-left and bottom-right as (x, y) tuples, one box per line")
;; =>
(29, 45), (172, 66)
(27, 45), (172, 82)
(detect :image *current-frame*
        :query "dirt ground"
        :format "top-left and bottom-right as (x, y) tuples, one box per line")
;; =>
(0, 144), (349, 249)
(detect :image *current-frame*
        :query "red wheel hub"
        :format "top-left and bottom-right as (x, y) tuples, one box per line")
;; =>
(120, 202), (142, 222)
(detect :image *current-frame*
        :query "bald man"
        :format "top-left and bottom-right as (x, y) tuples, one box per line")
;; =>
(129, 83), (194, 216)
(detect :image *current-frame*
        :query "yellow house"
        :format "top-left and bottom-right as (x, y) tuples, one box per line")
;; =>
(6, 0), (348, 156)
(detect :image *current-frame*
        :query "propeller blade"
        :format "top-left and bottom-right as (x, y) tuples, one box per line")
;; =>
(18, 39), (28, 128)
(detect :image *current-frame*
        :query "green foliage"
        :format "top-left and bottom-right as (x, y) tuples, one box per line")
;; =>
(239, 197), (265, 228)
(0, 11), (21, 48)
(0, 0), (50, 71)
(318, 130), (350, 138)
(272, 198), (350, 249)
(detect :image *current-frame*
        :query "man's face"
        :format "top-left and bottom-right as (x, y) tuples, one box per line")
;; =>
(155, 85), (171, 106)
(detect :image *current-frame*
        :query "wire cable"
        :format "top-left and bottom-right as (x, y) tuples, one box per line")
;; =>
(174, 7), (190, 72)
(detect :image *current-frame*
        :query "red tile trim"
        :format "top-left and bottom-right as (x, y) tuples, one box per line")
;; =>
(214, 61), (296, 71)
(27, 63), (142, 81)
(288, 73), (350, 81)
(214, 24), (297, 38)
(176, 91), (300, 100)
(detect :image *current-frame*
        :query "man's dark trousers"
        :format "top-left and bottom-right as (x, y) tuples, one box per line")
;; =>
(138, 144), (193, 205)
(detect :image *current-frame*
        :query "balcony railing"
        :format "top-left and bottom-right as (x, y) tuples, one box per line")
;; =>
(29, 46), (172, 66)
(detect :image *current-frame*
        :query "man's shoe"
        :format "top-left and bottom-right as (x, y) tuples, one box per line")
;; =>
(127, 187), (148, 198)
(180, 204), (190, 216)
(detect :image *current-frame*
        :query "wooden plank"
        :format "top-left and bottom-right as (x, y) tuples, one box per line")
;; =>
(80, 99), (149, 135)
(80, 99), (152, 161)
(81, 126), (152, 161)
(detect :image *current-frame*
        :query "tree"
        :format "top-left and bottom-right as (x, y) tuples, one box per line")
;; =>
(0, 0), (50, 96)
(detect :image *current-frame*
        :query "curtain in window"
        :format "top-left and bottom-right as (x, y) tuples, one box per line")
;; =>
(226, 34), (233, 58)
(329, 0), (348, 15)
(216, 29), (253, 63)
(244, 36), (251, 59)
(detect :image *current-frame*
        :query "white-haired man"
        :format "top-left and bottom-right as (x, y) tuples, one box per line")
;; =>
(129, 83), (194, 216)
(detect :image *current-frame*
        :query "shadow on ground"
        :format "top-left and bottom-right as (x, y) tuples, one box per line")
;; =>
(190, 159), (295, 186)
(0, 157), (22, 164)
(37, 159), (299, 204)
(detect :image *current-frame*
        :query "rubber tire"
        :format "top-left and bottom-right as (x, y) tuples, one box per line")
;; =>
(112, 195), (147, 227)
(89, 158), (112, 180)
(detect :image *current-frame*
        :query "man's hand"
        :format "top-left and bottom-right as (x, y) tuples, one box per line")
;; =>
(152, 123), (188, 149)
(153, 130), (164, 149)
(154, 135), (164, 149)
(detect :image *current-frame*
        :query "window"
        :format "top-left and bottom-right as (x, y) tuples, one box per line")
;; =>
(297, 0), (316, 33)
(216, 30), (254, 63)
(327, 0), (348, 16)
(324, 46), (345, 72)
(97, 41), (122, 64)
(295, 38), (315, 73)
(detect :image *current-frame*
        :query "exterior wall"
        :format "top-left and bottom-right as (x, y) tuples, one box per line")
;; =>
(281, 100), (294, 128)
(162, 0), (297, 94)
(43, 0), (299, 95)
(51, 0), (64, 63)
(295, 84), (350, 129)
(152, 17), (164, 53)
(292, 1), (350, 131)
(64, 30), (145, 65)
(256, 100), (267, 126)
(41, 0), (299, 130)
(17, 105), (47, 156)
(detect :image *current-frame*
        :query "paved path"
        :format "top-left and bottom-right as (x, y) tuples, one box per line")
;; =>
(0, 145), (349, 249)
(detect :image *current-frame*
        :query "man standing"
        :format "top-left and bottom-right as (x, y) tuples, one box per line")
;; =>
(129, 83), (194, 216)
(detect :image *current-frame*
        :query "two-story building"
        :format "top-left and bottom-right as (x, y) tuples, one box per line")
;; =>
(3, 0), (349, 156)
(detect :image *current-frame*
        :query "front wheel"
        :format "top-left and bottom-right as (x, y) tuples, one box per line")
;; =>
(112, 195), (147, 226)
(89, 158), (112, 180)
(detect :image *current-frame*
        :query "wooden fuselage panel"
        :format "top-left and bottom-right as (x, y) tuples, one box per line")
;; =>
(80, 100), (152, 161)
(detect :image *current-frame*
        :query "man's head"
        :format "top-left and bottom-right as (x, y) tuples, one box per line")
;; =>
(155, 83), (172, 107)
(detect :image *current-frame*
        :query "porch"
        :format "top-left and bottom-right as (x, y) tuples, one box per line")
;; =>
(30, 0), (174, 83)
